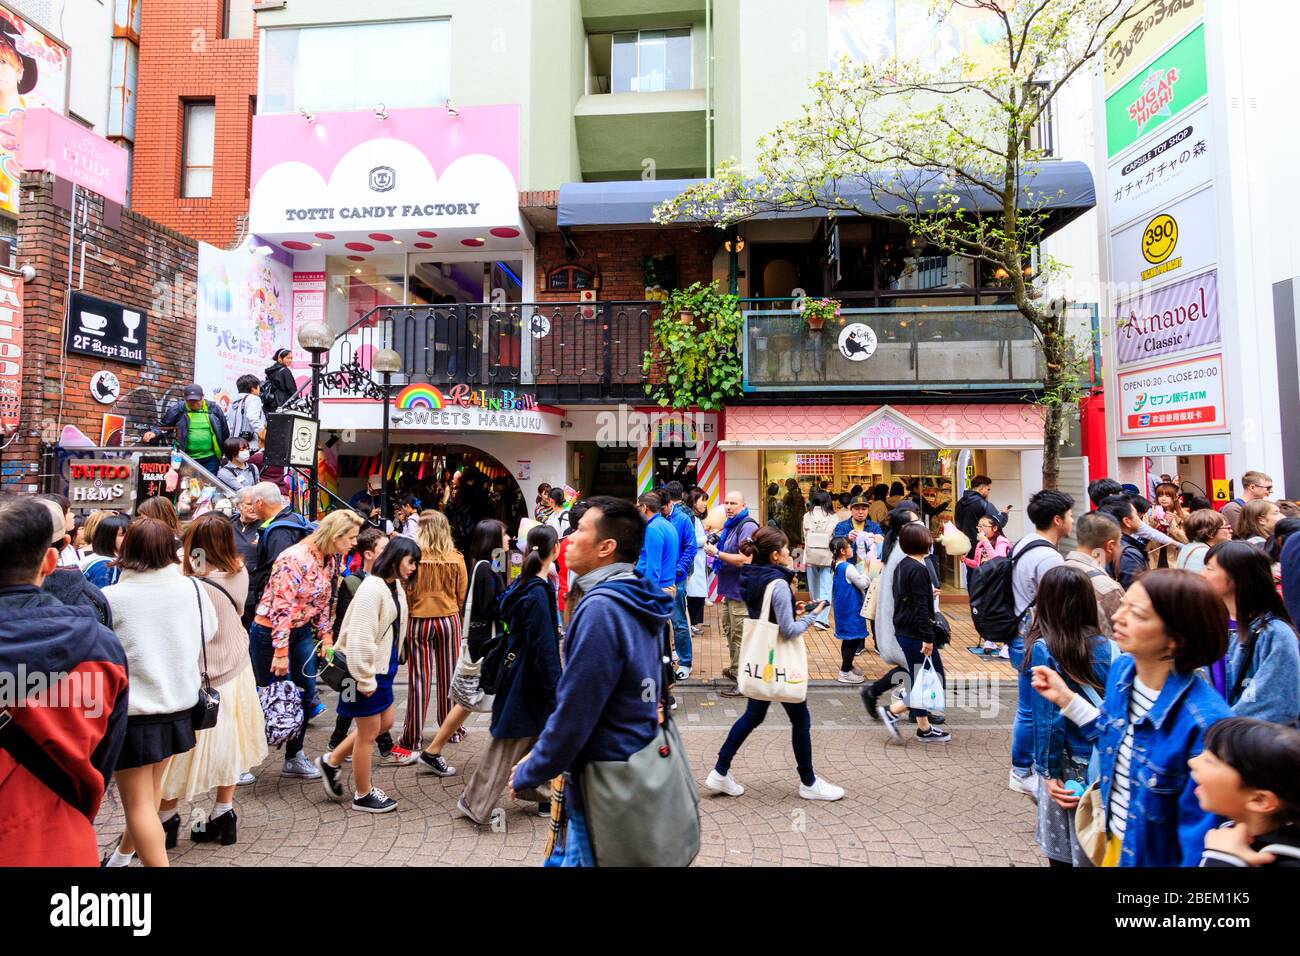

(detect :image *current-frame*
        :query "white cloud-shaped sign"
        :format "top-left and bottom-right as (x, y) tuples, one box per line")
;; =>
(250, 137), (519, 234)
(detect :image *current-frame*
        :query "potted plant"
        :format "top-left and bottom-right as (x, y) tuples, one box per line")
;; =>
(801, 297), (841, 331)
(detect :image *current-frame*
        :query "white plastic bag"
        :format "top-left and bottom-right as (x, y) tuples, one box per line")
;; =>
(908, 656), (945, 712)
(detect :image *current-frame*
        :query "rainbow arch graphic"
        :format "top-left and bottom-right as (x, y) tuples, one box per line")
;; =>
(394, 384), (445, 410)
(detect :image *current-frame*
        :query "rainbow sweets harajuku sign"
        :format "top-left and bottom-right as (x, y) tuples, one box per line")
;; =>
(392, 384), (555, 435)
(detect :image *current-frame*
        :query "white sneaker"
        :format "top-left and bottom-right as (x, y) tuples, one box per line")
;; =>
(1009, 769), (1039, 801)
(879, 705), (902, 742)
(836, 670), (866, 684)
(799, 778), (845, 801)
(674, 665), (691, 681)
(236, 771), (256, 786)
(996, 645), (1011, 660)
(704, 769), (745, 797)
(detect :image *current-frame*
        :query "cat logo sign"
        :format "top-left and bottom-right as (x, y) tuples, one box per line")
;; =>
(1140, 212), (1182, 281)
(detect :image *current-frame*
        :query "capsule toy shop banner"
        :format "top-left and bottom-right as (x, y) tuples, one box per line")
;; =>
(194, 242), (294, 419)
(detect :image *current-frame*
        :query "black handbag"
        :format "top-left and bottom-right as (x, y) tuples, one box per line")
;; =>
(932, 609), (952, 647)
(318, 649), (352, 694)
(190, 579), (221, 731)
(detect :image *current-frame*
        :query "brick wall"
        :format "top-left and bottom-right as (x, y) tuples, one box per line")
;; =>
(9, 173), (198, 483)
(534, 227), (717, 302)
(131, 0), (258, 247)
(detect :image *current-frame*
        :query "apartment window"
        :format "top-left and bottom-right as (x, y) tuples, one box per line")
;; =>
(223, 0), (256, 40)
(1025, 81), (1056, 158)
(260, 20), (450, 114)
(181, 100), (215, 198)
(589, 29), (691, 94)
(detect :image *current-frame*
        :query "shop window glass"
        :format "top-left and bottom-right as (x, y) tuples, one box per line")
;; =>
(223, 0), (255, 40)
(260, 20), (451, 114)
(181, 100), (215, 198)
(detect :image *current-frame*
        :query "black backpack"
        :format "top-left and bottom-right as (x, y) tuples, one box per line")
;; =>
(260, 374), (285, 413)
(967, 538), (1055, 643)
(477, 620), (515, 696)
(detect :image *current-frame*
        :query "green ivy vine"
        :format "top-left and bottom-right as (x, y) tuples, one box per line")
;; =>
(642, 281), (744, 411)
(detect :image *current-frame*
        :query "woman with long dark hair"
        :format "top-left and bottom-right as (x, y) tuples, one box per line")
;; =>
(685, 488), (711, 634)
(415, 519), (509, 777)
(458, 524), (562, 823)
(1203, 541), (1300, 727)
(159, 514), (268, 845)
(317, 536), (421, 814)
(1021, 565), (1117, 866)
(705, 526), (844, 802)
(1033, 569), (1232, 866)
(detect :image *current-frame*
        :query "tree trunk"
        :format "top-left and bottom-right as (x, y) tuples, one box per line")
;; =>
(1039, 330), (1071, 490)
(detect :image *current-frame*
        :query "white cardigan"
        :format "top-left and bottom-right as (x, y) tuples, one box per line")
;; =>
(333, 574), (406, 694)
(103, 565), (218, 717)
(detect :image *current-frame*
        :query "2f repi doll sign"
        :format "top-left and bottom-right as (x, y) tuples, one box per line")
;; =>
(68, 459), (134, 511)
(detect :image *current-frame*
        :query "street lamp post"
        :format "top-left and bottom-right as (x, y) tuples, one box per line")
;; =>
(372, 347), (403, 526)
(296, 320), (335, 520)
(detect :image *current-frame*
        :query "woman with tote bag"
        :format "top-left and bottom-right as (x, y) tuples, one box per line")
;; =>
(704, 527), (845, 802)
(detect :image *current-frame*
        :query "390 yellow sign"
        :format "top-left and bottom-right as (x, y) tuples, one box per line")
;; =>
(1142, 214), (1179, 264)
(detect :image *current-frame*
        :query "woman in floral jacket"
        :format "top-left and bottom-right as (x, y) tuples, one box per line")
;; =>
(249, 510), (361, 779)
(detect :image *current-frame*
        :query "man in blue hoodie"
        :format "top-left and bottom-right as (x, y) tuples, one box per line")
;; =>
(662, 481), (698, 680)
(634, 491), (678, 591)
(510, 496), (675, 867)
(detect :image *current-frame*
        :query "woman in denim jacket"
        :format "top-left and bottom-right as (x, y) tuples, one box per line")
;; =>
(1023, 566), (1118, 866)
(1203, 541), (1300, 728)
(1033, 569), (1232, 867)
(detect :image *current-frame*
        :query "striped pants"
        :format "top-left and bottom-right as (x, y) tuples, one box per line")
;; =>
(399, 614), (461, 751)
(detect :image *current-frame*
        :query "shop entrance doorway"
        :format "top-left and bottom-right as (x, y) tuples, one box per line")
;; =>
(653, 445), (698, 490)
(338, 443), (527, 545)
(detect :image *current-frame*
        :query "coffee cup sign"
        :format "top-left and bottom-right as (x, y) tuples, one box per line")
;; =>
(68, 459), (135, 511)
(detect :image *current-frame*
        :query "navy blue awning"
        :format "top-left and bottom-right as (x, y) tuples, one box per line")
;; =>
(557, 161), (1096, 235)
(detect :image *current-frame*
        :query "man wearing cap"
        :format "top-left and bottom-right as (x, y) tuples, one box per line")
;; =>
(833, 495), (884, 565)
(349, 473), (385, 521)
(143, 384), (230, 477)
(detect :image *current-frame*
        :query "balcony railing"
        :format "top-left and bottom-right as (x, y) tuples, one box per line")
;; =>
(313, 299), (1098, 406)
(319, 301), (660, 405)
(742, 304), (1098, 393)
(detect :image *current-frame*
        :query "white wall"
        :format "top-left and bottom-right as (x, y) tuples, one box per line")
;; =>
(1208, 0), (1298, 488)
(721, 450), (760, 515)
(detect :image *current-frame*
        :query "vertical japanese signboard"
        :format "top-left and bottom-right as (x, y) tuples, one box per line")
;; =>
(1103, 6), (1224, 448)
(0, 271), (20, 435)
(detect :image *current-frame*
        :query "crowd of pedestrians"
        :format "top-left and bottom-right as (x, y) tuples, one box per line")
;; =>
(4, 458), (1300, 870)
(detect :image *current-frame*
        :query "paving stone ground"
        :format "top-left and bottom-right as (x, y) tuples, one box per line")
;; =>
(94, 674), (1043, 867)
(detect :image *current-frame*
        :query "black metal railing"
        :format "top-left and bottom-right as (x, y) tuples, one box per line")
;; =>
(317, 301), (660, 404)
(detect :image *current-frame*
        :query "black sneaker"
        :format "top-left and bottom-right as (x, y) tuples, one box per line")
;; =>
(417, 751), (456, 777)
(352, 787), (398, 813)
(315, 755), (345, 801)
(906, 712), (946, 725)
(916, 726), (951, 743)
(861, 686), (880, 719)
(669, 694), (678, 711)
(537, 800), (552, 817)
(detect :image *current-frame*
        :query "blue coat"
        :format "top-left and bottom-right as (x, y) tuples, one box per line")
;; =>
(1225, 614), (1300, 727)
(668, 504), (698, 585)
(832, 560), (867, 639)
(1029, 635), (1115, 778)
(1078, 655), (1231, 867)
(635, 513), (678, 589)
(512, 573), (675, 795)
(490, 575), (562, 740)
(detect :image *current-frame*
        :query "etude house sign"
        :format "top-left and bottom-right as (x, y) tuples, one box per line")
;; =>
(858, 418), (913, 461)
